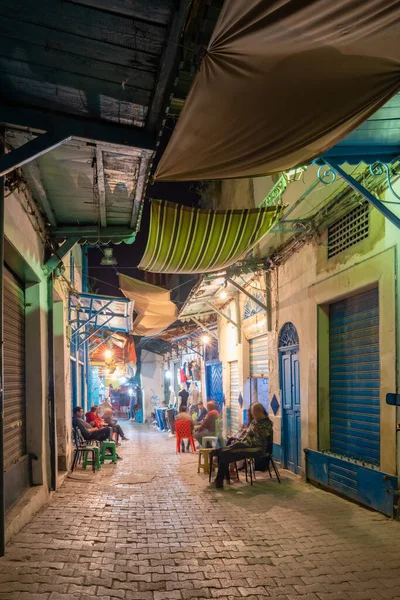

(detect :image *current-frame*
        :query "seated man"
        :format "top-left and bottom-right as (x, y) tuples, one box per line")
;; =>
(196, 401), (208, 423)
(210, 402), (273, 489)
(175, 405), (194, 452)
(73, 406), (110, 442)
(195, 401), (220, 446)
(102, 408), (128, 441)
(85, 405), (107, 429)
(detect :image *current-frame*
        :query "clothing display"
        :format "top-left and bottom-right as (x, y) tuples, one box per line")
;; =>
(180, 368), (187, 383)
(189, 388), (199, 406)
(192, 363), (201, 381)
(178, 389), (189, 409)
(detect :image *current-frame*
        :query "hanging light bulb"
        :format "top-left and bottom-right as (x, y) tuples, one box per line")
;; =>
(201, 335), (210, 344)
(104, 348), (113, 360)
(100, 247), (117, 266)
(220, 290), (227, 299)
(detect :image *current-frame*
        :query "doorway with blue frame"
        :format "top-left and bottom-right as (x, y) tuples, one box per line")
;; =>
(279, 322), (301, 474)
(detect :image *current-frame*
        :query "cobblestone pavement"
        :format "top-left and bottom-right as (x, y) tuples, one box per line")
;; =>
(1, 423), (400, 600)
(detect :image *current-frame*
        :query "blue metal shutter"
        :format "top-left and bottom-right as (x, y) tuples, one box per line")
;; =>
(229, 361), (240, 433)
(329, 288), (380, 465)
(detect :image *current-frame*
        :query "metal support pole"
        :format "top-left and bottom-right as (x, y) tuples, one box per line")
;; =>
(265, 271), (272, 332)
(205, 302), (238, 328)
(43, 237), (79, 276)
(0, 131), (72, 177)
(71, 300), (113, 337)
(225, 277), (268, 313)
(191, 317), (218, 340)
(47, 274), (56, 492)
(0, 129), (5, 556)
(325, 160), (400, 231)
(235, 294), (242, 345)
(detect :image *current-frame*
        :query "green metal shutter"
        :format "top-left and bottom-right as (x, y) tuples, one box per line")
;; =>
(4, 267), (26, 469)
(229, 361), (240, 433)
(329, 288), (380, 465)
(249, 335), (268, 377)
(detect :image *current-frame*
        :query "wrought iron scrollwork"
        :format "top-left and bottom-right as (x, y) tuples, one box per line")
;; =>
(278, 322), (299, 348)
(369, 162), (400, 203)
(317, 164), (337, 185)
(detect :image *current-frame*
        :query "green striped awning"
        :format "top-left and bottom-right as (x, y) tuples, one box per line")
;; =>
(138, 200), (281, 274)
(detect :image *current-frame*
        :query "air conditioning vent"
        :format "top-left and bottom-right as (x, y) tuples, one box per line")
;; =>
(328, 202), (369, 259)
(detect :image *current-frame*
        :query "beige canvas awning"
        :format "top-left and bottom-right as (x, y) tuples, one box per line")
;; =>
(156, 0), (400, 181)
(119, 274), (177, 336)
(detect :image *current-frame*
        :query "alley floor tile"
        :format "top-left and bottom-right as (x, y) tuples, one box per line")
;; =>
(1, 423), (400, 599)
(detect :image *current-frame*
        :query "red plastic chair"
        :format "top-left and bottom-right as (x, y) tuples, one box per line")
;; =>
(175, 420), (196, 453)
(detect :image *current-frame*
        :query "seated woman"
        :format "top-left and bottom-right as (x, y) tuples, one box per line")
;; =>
(102, 408), (128, 442)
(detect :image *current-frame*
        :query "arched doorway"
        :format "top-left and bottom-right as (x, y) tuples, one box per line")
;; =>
(279, 322), (301, 474)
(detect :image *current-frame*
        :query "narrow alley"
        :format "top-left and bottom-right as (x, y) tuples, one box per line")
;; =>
(2, 423), (400, 600)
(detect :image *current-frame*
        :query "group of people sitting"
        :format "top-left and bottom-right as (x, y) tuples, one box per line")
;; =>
(211, 402), (273, 489)
(176, 399), (273, 489)
(72, 405), (128, 458)
(175, 400), (221, 451)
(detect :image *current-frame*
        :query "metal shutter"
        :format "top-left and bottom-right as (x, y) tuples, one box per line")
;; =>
(4, 267), (26, 469)
(329, 288), (380, 465)
(249, 335), (268, 377)
(229, 361), (240, 433)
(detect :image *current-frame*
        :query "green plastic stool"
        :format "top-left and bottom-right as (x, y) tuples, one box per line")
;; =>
(82, 446), (101, 471)
(100, 441), (118, 464)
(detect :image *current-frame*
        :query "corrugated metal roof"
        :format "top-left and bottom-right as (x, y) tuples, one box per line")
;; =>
(0, 0), (194, 243)
(322, 93), (400, 163)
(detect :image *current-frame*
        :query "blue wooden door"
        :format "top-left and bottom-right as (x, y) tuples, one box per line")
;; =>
(281, 349), (301, 474)
(206, 361), (223, 412)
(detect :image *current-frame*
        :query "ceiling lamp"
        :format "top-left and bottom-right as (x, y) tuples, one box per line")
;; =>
(100, 247), (117, 266)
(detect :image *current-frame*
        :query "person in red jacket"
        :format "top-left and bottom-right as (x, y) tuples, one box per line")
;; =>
(85, 405), (106, 429)
(195, 401), (220, 445)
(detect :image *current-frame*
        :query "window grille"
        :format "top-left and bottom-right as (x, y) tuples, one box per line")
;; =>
(327, 202), (369, 258)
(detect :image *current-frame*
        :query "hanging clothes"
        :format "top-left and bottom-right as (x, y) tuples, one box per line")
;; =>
(180, 368), (187, 383)
(193, 363), (201, 382)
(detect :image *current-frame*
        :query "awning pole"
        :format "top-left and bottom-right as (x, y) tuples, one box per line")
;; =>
(205, 302), (238, 329)
(0, 129), (5, 556)
(235, 295), (242, 345)
(265, 271), (272, 332)
(325, 159), (400, 231)
(47, 273), (56, 491)
(191, 317), (218, 341)
(225, 277), (268, 312)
